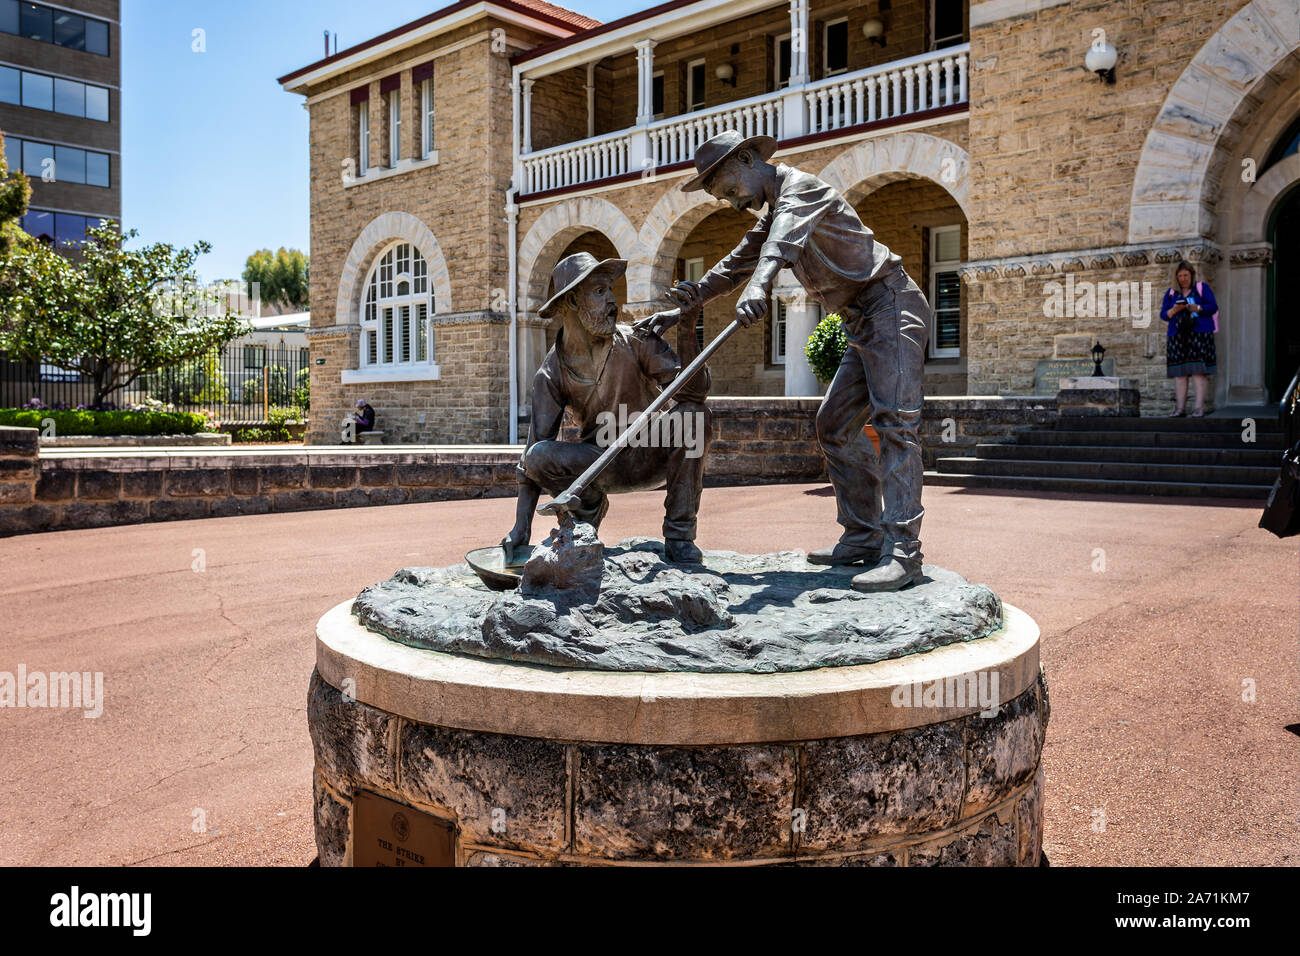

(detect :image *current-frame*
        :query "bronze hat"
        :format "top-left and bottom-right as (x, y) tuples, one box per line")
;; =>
(538, 252), (628, 319)
(680, 130), (778, 193)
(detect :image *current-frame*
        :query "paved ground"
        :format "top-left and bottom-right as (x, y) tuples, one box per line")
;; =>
(0, 484), (1294, 866)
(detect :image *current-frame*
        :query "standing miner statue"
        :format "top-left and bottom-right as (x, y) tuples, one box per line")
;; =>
(660, 130), (931, 592)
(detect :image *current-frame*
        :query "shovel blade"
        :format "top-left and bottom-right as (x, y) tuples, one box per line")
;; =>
(537, 490), (580, 517)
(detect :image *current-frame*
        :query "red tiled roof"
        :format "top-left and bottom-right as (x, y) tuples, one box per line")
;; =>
(278, 0), (603, 86)
(513, 0), (601, 30)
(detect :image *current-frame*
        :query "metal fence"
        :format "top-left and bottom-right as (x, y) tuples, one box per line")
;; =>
(0, 343), (312, 423)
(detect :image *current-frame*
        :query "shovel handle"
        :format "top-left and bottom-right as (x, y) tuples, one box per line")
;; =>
(537, 318), (741, 516)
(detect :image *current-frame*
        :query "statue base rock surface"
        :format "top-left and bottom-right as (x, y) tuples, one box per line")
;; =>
(353, 539), (1002, 674)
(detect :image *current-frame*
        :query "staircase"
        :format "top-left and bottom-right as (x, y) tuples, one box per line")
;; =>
(927, 415), (1284, 499)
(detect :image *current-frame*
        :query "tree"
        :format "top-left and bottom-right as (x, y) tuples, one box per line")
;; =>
(0, 130), (63, 340)
(0, 222), (249, 406)
(243, 247), (309, 311)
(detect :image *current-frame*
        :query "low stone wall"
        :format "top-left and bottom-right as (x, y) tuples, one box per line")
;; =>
(1, 440), (520, 537)
(1, 396), (1071, 535)
(0, 427), (39, 512)
(707, 397), (829, 484)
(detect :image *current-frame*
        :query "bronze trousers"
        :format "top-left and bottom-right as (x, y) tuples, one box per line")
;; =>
(816, 267), (929, 561)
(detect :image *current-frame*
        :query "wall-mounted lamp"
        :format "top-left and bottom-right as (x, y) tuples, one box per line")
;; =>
(1085, 40), (1117, 84)
(715, 62), (736, 87)
(863, 18), (886, 47)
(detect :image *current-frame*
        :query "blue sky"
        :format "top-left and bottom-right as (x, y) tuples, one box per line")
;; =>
(123, 0), (641, 283)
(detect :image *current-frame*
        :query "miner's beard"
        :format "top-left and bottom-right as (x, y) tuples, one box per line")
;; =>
(579, 301), (619, 337)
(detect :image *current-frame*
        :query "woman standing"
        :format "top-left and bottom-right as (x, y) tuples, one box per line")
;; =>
(1159, 260), (1219, 417)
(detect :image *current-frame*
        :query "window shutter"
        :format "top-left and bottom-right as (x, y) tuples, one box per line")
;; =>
(379, 73), (401, 95)
(412, 60), (435, 85)
(350, 86), (368, 106)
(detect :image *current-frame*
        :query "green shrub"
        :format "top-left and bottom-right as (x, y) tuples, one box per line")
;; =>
(231, 406), (302, 443)
(141, 351), (229, 406)
(0, 408), (207, 436)
(805, 312), (848, 384)
(241, 365), (291, 406)
(293, 367), (310, 411)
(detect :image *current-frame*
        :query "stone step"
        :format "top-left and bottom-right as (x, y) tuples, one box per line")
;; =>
(925, 470), (1272, 499)
(972, 443), (1282, 467)
(1051, 415), (1281, 433)
(933, 456), (1277, 486)
(1012, 429), (1285, 450)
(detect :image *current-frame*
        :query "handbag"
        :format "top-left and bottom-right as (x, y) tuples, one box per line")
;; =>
(1260, 368), (1300, 538)
(1259, 448), (1300, 537)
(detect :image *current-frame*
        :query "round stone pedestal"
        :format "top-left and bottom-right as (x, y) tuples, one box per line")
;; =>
(310, 592), (1048, 867)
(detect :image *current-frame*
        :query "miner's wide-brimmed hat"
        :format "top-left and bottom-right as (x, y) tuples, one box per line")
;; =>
(538, 252), (627, 319)
(680, 130), (778, 193)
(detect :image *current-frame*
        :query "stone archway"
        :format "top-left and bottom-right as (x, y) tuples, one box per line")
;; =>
(334, 211), (453, 325)
(818, 131), (971, 218)
(1128, 0), (1300, 243)
(516, 196), (640, 314)
(628, 187), (731, 307)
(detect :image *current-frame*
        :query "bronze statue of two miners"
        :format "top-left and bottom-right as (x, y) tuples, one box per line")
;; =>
(505, 129), (931, 593)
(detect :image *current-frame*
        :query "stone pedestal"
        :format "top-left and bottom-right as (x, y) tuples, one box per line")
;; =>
(1056, 376), (1140, 416)
(309, 552), (1048, 866)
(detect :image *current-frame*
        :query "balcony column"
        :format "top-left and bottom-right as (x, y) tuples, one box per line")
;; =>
(635, 39), (658, 124)
(779, 0), (811, 138)
(585, 62), (596, 139)
(789, 0), (810, 85)
(521, 77), (535, 153)
(631, 39), (658, 174)
(783, 299), (821, 396)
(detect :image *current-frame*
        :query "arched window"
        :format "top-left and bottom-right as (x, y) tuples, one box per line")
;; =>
(359, 241), (433, 370)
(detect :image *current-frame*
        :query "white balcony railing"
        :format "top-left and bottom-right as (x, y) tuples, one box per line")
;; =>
(648, 91), (785, 168)
(522, 130), (632, 194)
(805, 47), (969, 135)
(518, 43), (970, 195)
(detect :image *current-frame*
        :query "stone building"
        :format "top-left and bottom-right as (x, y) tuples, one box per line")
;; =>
(279, 0), (1300, 444)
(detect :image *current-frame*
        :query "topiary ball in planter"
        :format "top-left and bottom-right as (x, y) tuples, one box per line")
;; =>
(805, 312), (848, 384)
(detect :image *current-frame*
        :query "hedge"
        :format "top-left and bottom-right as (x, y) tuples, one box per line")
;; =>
(0, 409), (208, 436)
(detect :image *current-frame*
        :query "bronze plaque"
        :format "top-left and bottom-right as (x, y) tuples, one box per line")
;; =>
(352, 791), (455, 867)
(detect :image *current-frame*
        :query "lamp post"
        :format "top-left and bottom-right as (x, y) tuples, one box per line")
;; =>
(1091, 341), (1106, 377)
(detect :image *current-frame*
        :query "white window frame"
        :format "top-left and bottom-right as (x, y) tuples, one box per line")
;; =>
(357, 99), (370, 176)
(421, 76), (435, 158)
(770, 296), (788, 365)
(686, 58), (706, 112)
(930, 0), (965, 50)
(929, 224), (962, 358)
(388, 88), (401, 167)
(345, 240), (441, 384)
(823, 17), (849, 77)
(774, 34), (792, 90)
(685, 257), (705, 350)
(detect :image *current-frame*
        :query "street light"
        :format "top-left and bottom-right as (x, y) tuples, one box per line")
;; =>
(1091, 341), (1106, 376)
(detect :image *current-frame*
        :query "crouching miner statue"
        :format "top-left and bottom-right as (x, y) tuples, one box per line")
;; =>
(502, 252), (713, 564)
(664, 130), (931, 591)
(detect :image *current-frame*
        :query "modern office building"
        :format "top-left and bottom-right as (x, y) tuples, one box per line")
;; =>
(0, 0), (120, 249)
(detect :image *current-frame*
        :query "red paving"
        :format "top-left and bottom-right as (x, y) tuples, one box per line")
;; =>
(0, 483), (1295, 866)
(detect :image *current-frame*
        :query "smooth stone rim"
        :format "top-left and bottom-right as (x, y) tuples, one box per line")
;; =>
(316, 600), (1040, 746)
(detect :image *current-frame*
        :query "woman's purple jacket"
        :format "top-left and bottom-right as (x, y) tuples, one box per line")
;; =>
(1159, 283), (1218, 336)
